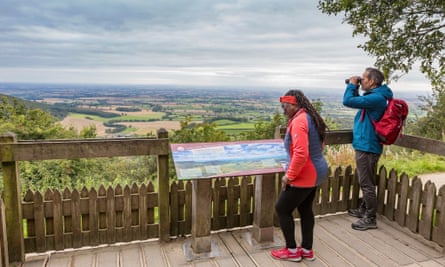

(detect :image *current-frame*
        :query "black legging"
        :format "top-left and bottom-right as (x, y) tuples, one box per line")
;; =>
(275, 186), (317, 249)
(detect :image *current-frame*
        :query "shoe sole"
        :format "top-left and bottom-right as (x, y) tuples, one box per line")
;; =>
(351, 225), (378, 231)
(303, 257), (316, 261)
(271, 255), (302, 262)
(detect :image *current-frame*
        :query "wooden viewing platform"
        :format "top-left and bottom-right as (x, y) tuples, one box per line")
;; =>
(1, 130), (444, 267)
(23, 213), (445, 267)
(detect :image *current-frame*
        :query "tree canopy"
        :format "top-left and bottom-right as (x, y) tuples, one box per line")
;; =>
(318, 0), (444, 90)
(318, 0), (445, 139)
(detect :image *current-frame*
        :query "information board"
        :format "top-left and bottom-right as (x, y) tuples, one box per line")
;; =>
(170, 139), (287, 180)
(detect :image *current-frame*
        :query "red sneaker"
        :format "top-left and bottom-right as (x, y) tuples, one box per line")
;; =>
(271, 248), (302, 262)
(298, 247), (315, 261)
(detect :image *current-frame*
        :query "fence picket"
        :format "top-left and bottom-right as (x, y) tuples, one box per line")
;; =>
(419, 182), (436, 240)
(139, 184), (147, 240)
(63, 188), (72, 249)
(71, 189), (81, 248)
(98, 185), (107, 244)
(432, 185), (445, 246)
(34, 191), (45, 252)
(395, 173), (410, 226)
(89, 188), (99, 246)
(240, 176), (253, 227)
(407, 177), (422, 232)
(170, 182), (179, 237)
(377, 166), (387, 214)
(53, 190), (63, 251)
(123, 185), (132, 242)
(385, 170), (398, 220)
(44, 189), (54, 250)
(106, 186), (116, 244)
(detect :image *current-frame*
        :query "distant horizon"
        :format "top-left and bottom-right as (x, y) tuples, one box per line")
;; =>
(0, 80), (433, 95)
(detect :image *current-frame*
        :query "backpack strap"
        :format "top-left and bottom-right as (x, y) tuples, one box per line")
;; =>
(359, 109), (376, 124)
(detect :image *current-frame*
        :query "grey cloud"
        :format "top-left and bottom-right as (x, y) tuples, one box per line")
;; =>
(0, 1), (430, 91)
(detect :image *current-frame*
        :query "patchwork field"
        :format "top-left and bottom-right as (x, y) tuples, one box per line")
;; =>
(61, 116), (181, 137)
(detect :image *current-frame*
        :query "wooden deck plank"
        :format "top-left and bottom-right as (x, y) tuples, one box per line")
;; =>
(140, 241), (168, 267)
(162, 238), (192, 266)
(96, 248), (119, 267)
(312, 231), (352, 266)
(22, 258), (46, 267)
(413, 260), (445, 267)
(120, 244), (143, 267)
(315, 219), (375, 267)
(341, 215), (430, 262)
(210, 233), (242, 267)
(71, 253), (96, 267)
(20, 214), (445, 267)
(218, 231), (258, 267)
(46, 255), (71, 267)
(338, 215), (422, 265)
(318, 215), (399, 266)
(374, 216), (443, 258)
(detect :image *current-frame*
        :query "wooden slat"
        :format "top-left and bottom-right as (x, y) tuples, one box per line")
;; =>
(106, 187), (116, 244)
(123, 185), (132, 242)
(226, 177), (238, 228)
(184, 181), (192, 235)
(98, 186), (107, 244)
(407, 178), (422, 232)
(53, 190), (64, 251)
(395, 173), (409, 226)
(80, 187), (89, 246)
(385, 169), (398, 220)
(0, 199), (8, 267)
(71, 189), (81, 248)
(139, 184), (147, 240)
(34, 192), (45, 252)
(212, 178), (226, 230)
(330, 167), (341, 213)
(239, 176), (252, 227)
(169, 182), (179, 237)
(432, 185), (445, 246)
(419, 181), (436, 240)
(1, 138), (169, 161)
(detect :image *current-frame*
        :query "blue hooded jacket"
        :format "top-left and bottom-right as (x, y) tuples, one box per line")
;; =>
(343, 83), (394, 155)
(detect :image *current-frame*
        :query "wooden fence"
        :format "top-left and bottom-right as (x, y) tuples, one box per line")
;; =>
(19, 164), (445, 253)
(1, 130), (445, 265)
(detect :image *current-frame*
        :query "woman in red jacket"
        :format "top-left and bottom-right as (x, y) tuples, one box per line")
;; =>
(271, 89), (329, 262)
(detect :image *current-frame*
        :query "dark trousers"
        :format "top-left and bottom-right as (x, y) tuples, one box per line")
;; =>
(275, 186), (316, 249)
(355, 150), (380, 217)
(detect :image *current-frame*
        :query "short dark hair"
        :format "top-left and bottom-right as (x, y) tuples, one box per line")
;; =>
(366, 67), (384, 86)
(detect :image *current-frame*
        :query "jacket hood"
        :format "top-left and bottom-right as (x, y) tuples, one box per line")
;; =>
(369, 84), (393, 99)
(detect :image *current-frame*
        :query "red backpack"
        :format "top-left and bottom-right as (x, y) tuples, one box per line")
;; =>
(361, 98), (409, 145)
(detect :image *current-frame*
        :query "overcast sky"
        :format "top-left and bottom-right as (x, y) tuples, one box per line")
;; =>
(0, 1), (432, 93)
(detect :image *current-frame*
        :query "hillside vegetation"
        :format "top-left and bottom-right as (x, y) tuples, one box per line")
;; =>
(0, 85), (441, 193)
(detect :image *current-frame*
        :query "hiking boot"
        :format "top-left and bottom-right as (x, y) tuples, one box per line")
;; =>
(271, 248), (302, 262)
(348, 201), (366, 218)
(351, 215), (377, 231)
(348, 207), (365, 218)
(298, 247), (315, 261)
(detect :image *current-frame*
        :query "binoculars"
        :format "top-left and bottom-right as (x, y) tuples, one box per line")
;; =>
(345, 77), (361, 84)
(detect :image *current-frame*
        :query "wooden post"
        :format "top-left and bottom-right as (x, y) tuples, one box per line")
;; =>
(191, 179), (212, 253)
(157, 129), (170, 242)
(0, 133), (24, 263)
(252, 173), (276, 243)
(0, 199), (9, 267)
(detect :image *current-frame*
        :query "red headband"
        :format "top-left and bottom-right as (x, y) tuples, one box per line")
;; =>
(280, 95), (297, 105)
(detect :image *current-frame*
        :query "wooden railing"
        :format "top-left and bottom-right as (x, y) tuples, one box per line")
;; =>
(0, 130), (445, 266)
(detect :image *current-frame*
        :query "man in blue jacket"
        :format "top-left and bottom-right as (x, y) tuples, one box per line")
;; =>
(343, 67), (393, 230)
